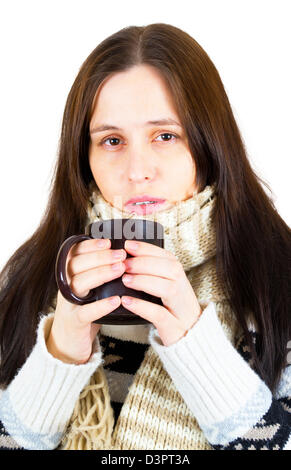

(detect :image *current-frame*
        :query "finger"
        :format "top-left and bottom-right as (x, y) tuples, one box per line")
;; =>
(122, 273), (174, 303)
(69, 238), (111, 258)
(77, 295), (122, 325)
(121, 296), (183, 342)
(67, 247), (126, 279)
(70, 261), (126, 297)
(124, 256), (181, 281)
(124, 240), (176, 260)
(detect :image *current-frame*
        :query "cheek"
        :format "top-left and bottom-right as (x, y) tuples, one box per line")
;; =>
(89, 156), (122, 201)
(164, 152), (196, 197)
(166, 150), (195, 180)
(89, 150), (109, 178)
(180, 151), (196, 180)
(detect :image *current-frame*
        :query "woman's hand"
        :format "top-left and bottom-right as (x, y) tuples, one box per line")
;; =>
(120, 240), (202, 346)
(46, 238), (127, 364)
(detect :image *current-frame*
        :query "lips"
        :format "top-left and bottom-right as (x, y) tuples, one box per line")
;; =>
(125, 195), (166, 205)
(124, 195), (166, 215)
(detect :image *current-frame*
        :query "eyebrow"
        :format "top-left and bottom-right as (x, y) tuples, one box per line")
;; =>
(89, 118), (182, 135)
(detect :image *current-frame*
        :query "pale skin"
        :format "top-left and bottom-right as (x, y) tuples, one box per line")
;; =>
(46, 64), (202, 364)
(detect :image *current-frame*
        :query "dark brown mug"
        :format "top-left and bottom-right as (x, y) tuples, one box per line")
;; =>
(55, 218), (164, 325)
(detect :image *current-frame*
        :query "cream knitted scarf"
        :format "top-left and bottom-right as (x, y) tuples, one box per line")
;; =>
(59, 181), (241, 450)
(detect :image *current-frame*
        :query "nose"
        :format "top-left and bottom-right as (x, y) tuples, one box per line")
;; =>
(126, 147), (157, 183)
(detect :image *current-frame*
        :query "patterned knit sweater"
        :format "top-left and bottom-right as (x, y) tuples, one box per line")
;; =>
(0, 182), (290, 450)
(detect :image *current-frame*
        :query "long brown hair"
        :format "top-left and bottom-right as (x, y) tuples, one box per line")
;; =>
(0, 23), (290, 392)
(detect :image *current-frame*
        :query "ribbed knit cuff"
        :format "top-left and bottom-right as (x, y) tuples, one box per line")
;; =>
(0, 313), (104, 450)
(148, 301), (272, 445)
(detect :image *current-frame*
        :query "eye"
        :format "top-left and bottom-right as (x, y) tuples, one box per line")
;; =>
(100, 136), (122, 147)
(99, 132), (179, 149)
(155, 132), (178, 143)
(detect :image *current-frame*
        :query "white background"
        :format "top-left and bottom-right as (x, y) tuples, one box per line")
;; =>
(0, 0), (290, 269)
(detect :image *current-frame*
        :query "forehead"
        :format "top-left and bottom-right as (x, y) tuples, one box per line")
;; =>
(90, 65), (180, 127)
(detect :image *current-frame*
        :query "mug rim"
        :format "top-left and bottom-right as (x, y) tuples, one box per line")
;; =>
(87, 218), (164, 242)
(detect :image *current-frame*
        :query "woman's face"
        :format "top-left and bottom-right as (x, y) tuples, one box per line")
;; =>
(88, 64), (197, 214)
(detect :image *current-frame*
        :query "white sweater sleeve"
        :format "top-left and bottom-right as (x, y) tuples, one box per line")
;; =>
(148, 301), (274, 447)
(0, 313), (103, 450)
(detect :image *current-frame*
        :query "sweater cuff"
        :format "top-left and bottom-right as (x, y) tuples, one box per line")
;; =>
(148, 301), (272, 444)
(0, 313), (103, 450)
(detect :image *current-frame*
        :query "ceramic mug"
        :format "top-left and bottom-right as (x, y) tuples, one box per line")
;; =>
(55, 218), (164, 325)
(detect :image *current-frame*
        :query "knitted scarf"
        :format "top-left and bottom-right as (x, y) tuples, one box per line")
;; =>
(59, 181), (241, 450)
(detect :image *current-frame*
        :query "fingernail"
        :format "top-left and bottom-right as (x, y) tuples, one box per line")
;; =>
(96, 239), (107, 248)
(109, 296), (119, 306)
(122, 296), (132, 305)
(113, 250), (125, 260)
(125, 240), (138, 250)
(112, 262), (122, 271)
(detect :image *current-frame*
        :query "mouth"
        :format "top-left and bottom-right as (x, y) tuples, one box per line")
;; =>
(124, 197), (166, 215)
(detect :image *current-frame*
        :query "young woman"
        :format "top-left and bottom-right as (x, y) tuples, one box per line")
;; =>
(0, 23), (290, 451)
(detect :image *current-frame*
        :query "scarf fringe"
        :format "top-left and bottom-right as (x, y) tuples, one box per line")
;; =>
(59, 366), (115, 450)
